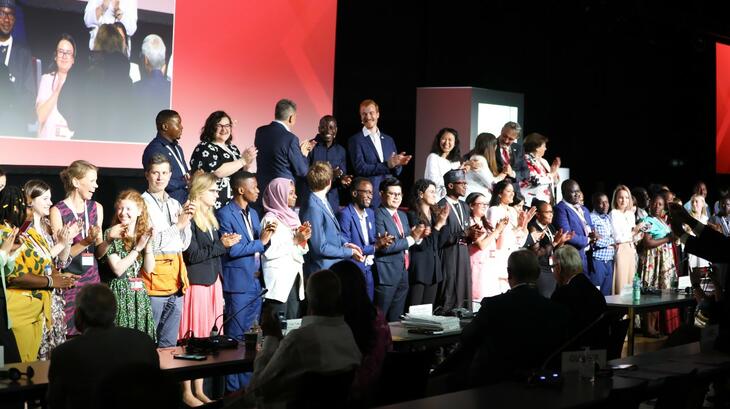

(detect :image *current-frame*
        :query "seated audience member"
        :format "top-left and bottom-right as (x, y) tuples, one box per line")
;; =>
(464, 132), (506, 201)
(142, 110), (189, 204)
(306, 115), (351, 210)
(589, 192), (616, 295)
(331, 260), (392, 401)
(300, 161), (363, 276)
(246, 269), (362, 407)
(520, 133), (560, 206)
(424, 128), (463, 198)
(133, 34), (171, 135)
(47, 284), (159, 409)
(261, 178), (310, 320)
(0, 0), (35, 136)
(551, 245), (608, 349)
(36, 33), (77, 139)
(435, 249), (569, 388)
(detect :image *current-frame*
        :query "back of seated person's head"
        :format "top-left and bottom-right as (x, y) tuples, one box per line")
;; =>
(330, 260), (376, 354)
(307, 161), (333, 192)
(93, 23), (125, 54)
(552, 246), (583, 285)
(141, 34), (166, 72)
(74, 284), (116, 333)
(307, 269), (343, 317)
(507, 249), (540, 287)
(97, 363), (179, 409)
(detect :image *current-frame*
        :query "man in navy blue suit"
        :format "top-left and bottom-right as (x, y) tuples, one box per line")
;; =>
(254, 99), (315, 204)
(375, 177), (428, 322)
(337, 177), (394, 300)
(142, 110), (189, 204)
(348, 99), (412, 208)
(300, 161), (363, 277)
(553, 179), (597, 273)
(216, 171), (276, 392)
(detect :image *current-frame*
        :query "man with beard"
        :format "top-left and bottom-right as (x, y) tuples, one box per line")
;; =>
(0, 0), (34, 136)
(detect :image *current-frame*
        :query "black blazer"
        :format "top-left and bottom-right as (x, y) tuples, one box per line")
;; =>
(47, 327), (159, 409)
(184, 222), (228, 286)
(525, 219), (557, 270)
(494, 142), (529, 187)
(551, 273), (608, 349)
(407, 210), (448, 285)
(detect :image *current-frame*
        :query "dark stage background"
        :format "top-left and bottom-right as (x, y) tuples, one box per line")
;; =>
(7, 0), (730, 222)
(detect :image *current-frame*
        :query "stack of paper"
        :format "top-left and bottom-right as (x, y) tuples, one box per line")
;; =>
(401, 314), (460, 331)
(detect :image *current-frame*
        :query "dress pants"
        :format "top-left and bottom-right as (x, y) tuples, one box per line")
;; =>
(223, 283), (263, 392)
(262, 277), (300, 320)
(149, 293), (183, 348)
(374, 269), (409, 322)
(363, 265), (375, 302)
(407, 282), (439, 308)
(591, 258), (614, 295)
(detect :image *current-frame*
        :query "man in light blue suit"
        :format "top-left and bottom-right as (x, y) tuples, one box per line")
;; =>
(374, 177), (427, 322)
(300, 162), (363, 277)
(553, 179), (596, 274)
(337, 177), (394, 300)
(216, 171), (276, 392)
(347, 99), (412, 208)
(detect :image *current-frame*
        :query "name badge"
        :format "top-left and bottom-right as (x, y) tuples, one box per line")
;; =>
(82, 252), (94, 266)
(129, 278), (145, 291)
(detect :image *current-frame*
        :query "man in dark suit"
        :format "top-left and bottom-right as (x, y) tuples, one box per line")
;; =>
(435, 249), (569, 388)
(303, 115), (352, 210)
(553, 179), (596, 274)
(0, 0), (35, 136)
(216, 171), (276, 392)
(438, 169), (478, 313)
(525, 200), (573, 298)
(300, 161), (363, 276)
(132, 35), (171, 138)
(254, 99), (315, 206)
(142, 110), (189, 204)
(47, 284), (160, 409)
(347, 99), (412, 208)
(374, 177), (427, 321)
(337, 177), (392, 300)
(551, 245), (607, 349)
(494, 121), (530, 193)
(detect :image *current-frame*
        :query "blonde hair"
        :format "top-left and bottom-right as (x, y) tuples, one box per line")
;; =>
(60, 160), (98, 195)
(111, 189), (151, 251)
(689, 194), (708, 220)
(188, 172), (219, 232)
(611, 184), (632, 211)
(307, 161), (333, 192)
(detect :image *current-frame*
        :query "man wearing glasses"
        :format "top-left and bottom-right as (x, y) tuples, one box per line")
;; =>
(0, 0), (35, 136)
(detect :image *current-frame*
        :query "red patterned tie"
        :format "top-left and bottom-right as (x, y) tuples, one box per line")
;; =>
(392, 212), (410, 269)
(501, 146), (510, 165)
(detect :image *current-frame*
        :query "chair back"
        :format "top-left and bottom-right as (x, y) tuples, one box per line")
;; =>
(287, 369), (356, 409)
(374, 350), (431, 406)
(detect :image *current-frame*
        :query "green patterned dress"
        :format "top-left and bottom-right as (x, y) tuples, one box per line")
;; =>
(104, 231), (156, 341)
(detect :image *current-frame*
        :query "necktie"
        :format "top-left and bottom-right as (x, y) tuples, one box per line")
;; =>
(501, 146), (510, 165)
(0, 45), (7, 59)
(392, 212), (409, 269)
(454, 202), (464, 228)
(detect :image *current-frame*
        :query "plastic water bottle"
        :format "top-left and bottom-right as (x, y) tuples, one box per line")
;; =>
(632, 273), (641, 302)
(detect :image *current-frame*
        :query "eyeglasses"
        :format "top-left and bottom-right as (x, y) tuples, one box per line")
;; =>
(56, 49), (74, 58)
(356, 190), (373, 196)
(216, 123), (232, 130)
(0, 10), (15, 20)
(472, 202), (488, 207)
(385, 192), (402, 197)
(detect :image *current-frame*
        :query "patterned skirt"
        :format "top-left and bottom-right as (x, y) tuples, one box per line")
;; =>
(63, 266), (100, 335)
(38, 289), (66, 360)
(109, 277), (157, 341)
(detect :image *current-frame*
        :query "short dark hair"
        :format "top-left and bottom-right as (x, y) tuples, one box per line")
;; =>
(144, 153), (171, 171)
(230, 171), (256, 192)
(155, 109), (179, 130)
(429, 128), (462, 163)
(0, 185), (26, 227)
(591, 192), (608, 209)
(522, 133), (548, 154)
(489, 180), (512, 207)
(275, 99), (297, 121)
(49, 33), (77, 73)
(306, 269), (342, 317)
(319, 115), (336, 128)
(561, 179), (579, 198)
(507, 249), (540, 284)
(200, 111), (233, 144)
(379, 177), (401, 193)
(0, 167), (5, 177)
(349, 177), (371, 195)
(74, 284), (117, 332)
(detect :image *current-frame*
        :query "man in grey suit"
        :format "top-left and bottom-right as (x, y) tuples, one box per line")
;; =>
(374, 177), (427, 321)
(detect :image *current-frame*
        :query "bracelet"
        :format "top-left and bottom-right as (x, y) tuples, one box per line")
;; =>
(47, 275), (53, 288)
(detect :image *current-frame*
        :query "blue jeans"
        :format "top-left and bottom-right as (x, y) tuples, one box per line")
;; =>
(591, 259), (614, 296)
(150, 293), (183, 348)
(223, 288), (263, 392)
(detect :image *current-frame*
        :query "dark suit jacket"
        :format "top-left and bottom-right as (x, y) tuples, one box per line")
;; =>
(553, 201), (594, 272)
(407, 210), (448, 285)
(441, 285), (569, 386)
(525, 219), (556, 268)
(347, 130), (401, 208)
(216, 201), (265, 293)
(551, 273), (608, 349)
(685, 226), (730, 263)
(374, 206), (411, 285)
(495, 142), (529, 189)
(184, 221), (227, 286)
(300, 193), (352, 275)
(338, 204), (376, 272)
(254, 121), (309, 190)
(47, 326), (159, 409)
(0, 39), (35, 135)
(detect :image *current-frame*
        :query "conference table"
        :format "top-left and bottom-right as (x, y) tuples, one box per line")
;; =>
(605, 291), (696, 355)
(0, 344), (255, 403)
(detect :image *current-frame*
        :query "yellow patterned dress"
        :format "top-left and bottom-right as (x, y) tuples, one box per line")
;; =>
(1, 225), (53, 362)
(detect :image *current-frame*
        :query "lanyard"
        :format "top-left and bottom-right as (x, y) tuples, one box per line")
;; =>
(241, 209), (254, 240)
(69, 200), (90, 238)
(165, 144), (189, 175)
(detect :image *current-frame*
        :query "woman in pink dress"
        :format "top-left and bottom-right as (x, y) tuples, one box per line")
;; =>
(466, 192), (508, 300)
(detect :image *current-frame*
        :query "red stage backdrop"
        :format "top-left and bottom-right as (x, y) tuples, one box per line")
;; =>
(0, 0), (337, 169)
(717, 42), (730, 173)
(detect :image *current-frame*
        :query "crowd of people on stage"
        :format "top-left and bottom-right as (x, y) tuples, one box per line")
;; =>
(1, 0), (170, 140)
(0, 94), (728, 407)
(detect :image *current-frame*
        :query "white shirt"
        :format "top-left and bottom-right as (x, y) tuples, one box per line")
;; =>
(274, 120), (291, 132)
(142, 191), (191, 254)
(465, 155), (497, 202)
(0, 36), (12, 67)
(445, 196), (466, 228)
(313, 190), (334, 218)
(84, 0), (138, 50)
(424, 153), (461, 198)
(363, 126), (384, 162)
(354, 207), (374, 266)
(386, 208), (416, 247)
(610, 209), (636, 244)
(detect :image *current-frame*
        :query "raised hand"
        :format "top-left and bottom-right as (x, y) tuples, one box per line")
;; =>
(242, 145), (258, 166)
(517, 207), (537, 230)
(340, 174), (353, 187)
(344, 242), (363, 254)
(0, 227), (18, 254)
(387, 152), (412, 168)
(410, 223), (428, 241)
(221, 233), (241, 248)
(300, 139), (317, 156)
(435, 205), (450, 227)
